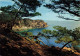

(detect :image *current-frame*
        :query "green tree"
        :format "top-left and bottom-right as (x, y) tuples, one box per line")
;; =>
(0, 0), (42, 30)
(0, 12), (12, 22)
(0, 0), (42, 19)
(40, 26), (80, 51)
(45, 0), (80, 21)
(12, 0), (42, 18)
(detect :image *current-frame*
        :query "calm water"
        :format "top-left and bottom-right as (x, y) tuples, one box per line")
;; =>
(45, 20), (80, 30)
(21, 21), (80, 47)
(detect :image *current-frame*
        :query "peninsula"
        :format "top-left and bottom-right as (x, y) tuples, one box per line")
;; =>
(12, 19), (48, 31)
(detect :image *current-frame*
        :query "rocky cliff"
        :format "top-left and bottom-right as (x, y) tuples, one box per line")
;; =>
(12, 19), (48, 31)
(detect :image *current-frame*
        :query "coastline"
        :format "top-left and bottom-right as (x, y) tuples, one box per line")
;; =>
(12, 19), (48, 32)
(13, 26), (48, 32)
(12, 26), (33, 32)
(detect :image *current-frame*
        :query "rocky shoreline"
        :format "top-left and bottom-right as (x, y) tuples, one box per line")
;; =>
(0, 20), (80, 56)
(12, 19), (48, 31)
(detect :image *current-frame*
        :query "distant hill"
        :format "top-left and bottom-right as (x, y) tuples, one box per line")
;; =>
(12, 19), (48, 31)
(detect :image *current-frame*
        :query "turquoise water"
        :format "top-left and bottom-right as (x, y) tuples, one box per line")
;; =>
(18, 20), (80, 47)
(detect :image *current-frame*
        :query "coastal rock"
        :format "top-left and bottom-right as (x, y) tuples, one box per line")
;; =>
(0, 21), (79, 56)
(12, 19), (48, 31)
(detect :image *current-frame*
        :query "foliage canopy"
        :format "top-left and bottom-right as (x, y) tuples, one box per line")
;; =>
(41, 26), (80, 51)
(45, 0), (80, 20)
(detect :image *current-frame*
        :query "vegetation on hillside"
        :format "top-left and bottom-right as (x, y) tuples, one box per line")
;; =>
(12, 19), (48, 31)
(0, 0), (80, 56)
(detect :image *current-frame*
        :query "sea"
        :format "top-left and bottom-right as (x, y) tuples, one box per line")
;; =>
(18, 20), (80, 47)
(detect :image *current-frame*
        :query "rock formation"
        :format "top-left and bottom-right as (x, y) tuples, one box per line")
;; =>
(0, 19), (79, 56)
(12, 19), (48, 31)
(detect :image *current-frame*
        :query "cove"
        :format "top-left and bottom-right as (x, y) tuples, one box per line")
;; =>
(17, 20), (80, 47)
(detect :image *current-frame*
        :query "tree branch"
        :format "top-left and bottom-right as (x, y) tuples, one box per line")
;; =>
(60, 7), (80, 17)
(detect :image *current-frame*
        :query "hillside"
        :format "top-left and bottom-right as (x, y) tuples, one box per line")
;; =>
(12, 19), (48, 31)
(0, 30), (78, 56)
(0, 20), (79, 56)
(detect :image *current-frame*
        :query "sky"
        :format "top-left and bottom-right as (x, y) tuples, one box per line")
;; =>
(0, 0), (79, 21)
(0, 0), (14, 6)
